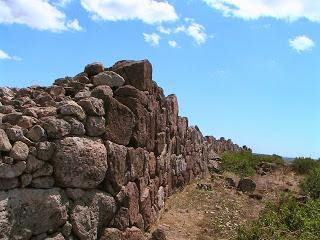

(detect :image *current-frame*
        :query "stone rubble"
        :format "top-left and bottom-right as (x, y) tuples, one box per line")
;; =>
(0, 59), (245, 240)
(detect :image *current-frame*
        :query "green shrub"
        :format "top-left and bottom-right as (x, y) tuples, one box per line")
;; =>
(237, 195), (320, 240)
(301, 167), (320, 199)
(292, 157), (320, 175)
(221, 151), (283, 177)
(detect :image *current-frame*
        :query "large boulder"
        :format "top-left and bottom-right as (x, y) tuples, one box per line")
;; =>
(70, 190), (117, 240)
(105, 96), (135, 146)
(0, 188), (68, 239)
(92, 71), (125, 87)
(84, 62), (104, 78)
(237, 178), (256, 193)
(52, 137), (108, 188)
(112, 60), (153, 92)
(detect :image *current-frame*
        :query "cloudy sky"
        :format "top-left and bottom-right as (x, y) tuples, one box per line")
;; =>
(0, 0), (319, 158)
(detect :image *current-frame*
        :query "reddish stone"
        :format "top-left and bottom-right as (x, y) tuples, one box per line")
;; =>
(124, 227), (146, 240)
(105, 141), (128, 191)
(139, 187), (155, 230)
(112, 60), (153, 92)
(127, 148), (145, 181)
(105, 96), (135, 146)
(123, 182), (140, 226)
(116, 97), (149, 148)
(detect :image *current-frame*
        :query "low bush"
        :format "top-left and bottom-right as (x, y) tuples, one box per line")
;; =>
(237, 195), (320, 240)
(221, 151), (283, 177)
(301, 167), (320, 199)
(292, 157), (320, 175)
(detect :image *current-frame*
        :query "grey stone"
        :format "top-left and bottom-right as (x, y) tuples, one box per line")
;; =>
(70, 190), (117, 240)
(237, 178), (256, 193)
(85, 116), (106, 137)
(21, 173), (32, 187)
(78, 97), (105, 116)
(105, 141), (128, 191)
(0, 161), (26, 178)
(65, 117), (86, 135)
(2, 156), (13, 164)
(5, 127), (24, 142)
(151, 228), (167, 240)
(37, 141), (55, 161)
(26, 155), (45, 173)
(42, 117), (71, 139)
(0, 188), (68, 238)
(0, 177), (19, 190)
(27, 125), (47, 142)
(92, 71), (125, 87)
(61, 221), (72, 238)
(9, 141), (29, 161)
(0, 129), (12, 152)
(52, 137), (108, 188)
(91, 85), (113, 102)
(45, 233), (65, 240)
(58, 101), (86, 121)
(32, 163), (53, 178)
(31, 176), (55, 188)
(100, 228), (124, 240)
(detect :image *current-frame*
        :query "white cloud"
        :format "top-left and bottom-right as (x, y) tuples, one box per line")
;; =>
(289, 35), (315, 52)
(168, 40), (178, 48)
(0, 0), (82, 32)
(143, 33), (161, 46)
(0, 49), (22, 61)
(158, 26), (172, 34)
(185, 22), (208, 45)
(174, 25), (186, 33)
(80, 0), (178, 24)
(202, 0), (320, 22)
(156, 20), (209, 45)
(52, 0), (72, 7)
(66, 19), (83, 31)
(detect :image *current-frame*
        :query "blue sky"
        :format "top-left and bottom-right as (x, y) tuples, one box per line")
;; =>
(0, 0), (319, 158)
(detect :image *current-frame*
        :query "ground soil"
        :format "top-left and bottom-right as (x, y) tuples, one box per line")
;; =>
(151, 165), (302, 240)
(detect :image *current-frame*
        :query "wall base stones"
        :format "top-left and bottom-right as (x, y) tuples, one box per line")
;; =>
(0, 60), (245, 239)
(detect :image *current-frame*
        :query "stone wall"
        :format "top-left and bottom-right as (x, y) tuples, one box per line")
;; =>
(0, 60), (244, 240)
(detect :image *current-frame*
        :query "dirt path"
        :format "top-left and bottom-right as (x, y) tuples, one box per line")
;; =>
(152, 167), (301, 240)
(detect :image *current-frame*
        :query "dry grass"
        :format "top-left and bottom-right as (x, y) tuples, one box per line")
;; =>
(152, 167), (301, 240)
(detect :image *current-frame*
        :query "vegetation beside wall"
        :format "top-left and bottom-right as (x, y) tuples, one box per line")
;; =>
(237, 195), (320, 240)
(221, 151), (283, 177)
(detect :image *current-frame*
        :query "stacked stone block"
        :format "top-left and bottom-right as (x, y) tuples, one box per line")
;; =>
(0, 60), (243, 240)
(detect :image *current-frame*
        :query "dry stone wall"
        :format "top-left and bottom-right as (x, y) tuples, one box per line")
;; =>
(0, 60), (244, 240)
